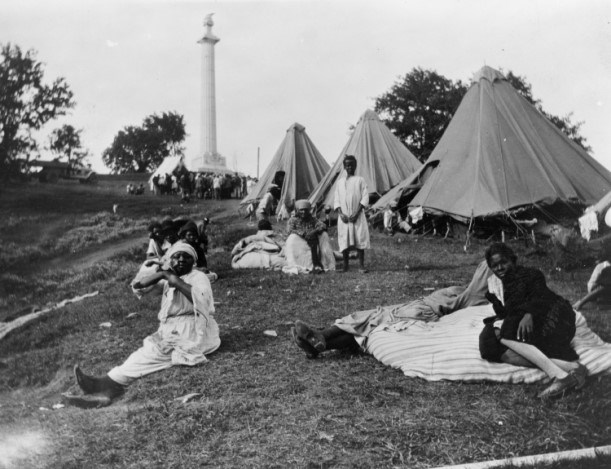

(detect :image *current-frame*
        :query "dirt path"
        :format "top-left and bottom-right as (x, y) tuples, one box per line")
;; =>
(15, 199), (243, 276)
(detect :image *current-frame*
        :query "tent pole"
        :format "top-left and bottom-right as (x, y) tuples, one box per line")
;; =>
(464, 216), (474, 252)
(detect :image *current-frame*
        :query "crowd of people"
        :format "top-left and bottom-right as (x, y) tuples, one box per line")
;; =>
(150, 171), (257, 203)
(63, 153), (599, 408)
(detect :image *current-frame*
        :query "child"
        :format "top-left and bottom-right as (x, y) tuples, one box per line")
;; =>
(146, 221), (165, 259)
(178, 220), (208, 271)
(480, 243), (587, 399)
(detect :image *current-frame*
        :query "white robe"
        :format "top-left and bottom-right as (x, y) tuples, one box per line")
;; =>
(334, 175), (370, 251)
(108, 270), (219, 386)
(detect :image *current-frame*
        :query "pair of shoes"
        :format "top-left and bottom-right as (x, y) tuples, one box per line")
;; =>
(294, 320), (326, 352)
(572, 363), (588, 390)
(537, 373), (579, 399)
(290, 327), (319, 359)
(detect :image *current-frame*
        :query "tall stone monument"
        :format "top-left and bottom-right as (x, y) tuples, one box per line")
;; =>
(192, 13), (227, 172)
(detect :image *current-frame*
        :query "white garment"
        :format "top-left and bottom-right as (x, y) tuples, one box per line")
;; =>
(333, 175), (370, 252)
(146, 239), (163, 259)
(587, 261), (611, 293)
(282, 232), (336, 274)
(579, 211), (598, 241)
(109, 270), (219, 385)
(231, 232), (286, 270)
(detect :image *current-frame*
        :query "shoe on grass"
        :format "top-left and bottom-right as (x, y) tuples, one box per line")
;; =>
(290, 327), (319, 359)
(294, 320), (326, 352)
(537, 373), (579, 399)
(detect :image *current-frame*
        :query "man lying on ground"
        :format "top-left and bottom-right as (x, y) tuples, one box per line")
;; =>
(284, 199), (335, 274)
(63, 242), (220, 408)
(292, 259), (493, 358)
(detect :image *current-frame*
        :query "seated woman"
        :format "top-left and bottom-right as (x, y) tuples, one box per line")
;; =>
(231, 220), (286, 270)
(63, 242), (220, 408)
(146, 221), (165, 259)
(283, 200), (335, 274)
(292, 259), (494, 358)
(479, 243), (587, 399)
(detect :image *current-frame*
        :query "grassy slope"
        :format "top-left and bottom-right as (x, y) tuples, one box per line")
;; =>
(0, 181), (610, 469)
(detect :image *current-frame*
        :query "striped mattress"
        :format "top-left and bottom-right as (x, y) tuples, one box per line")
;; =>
(365, 305), (611, 383)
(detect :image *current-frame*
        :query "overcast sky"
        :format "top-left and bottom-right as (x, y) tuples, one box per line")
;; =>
(2, 0), (610, 176)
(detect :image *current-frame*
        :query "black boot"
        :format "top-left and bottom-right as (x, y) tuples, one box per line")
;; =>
(74, 365), (104, 394)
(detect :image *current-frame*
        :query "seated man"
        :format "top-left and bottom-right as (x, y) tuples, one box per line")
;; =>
(256, 185), (280, 221)
(284, 200), (336, 274)
(383, 200), (411, 236)
(231, 219), (286, 270)
(63, 242), (220, 408)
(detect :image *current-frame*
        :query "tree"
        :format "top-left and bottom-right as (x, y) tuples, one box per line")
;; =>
(374, 67), (467, 162)
(504, 71), (591, 152)
(102, 112), (186, 173)
(0, 43), (74, 176)
(48, 124), (89, 168)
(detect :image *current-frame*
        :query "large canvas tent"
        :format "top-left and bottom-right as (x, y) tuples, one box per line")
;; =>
(148, 156), (186, 190)
(404, 66), (611, 222)
(308, 109), (422, 210)
(240, 123), (330, 216)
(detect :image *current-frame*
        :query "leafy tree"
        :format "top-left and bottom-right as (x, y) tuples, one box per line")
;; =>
(374, 67), (467, 162)
(48, 124), (89, 168)
(102, 112), (186, 173)
(0, 43), (74, 176)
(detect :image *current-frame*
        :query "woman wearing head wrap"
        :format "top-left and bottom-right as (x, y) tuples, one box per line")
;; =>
(63, 242), (220, 408)
(283, 200), (335, 274)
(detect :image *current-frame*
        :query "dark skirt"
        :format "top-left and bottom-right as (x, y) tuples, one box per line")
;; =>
(498, 298), (578, 361)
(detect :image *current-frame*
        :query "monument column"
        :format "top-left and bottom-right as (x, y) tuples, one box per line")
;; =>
(197, 14), (226, 169)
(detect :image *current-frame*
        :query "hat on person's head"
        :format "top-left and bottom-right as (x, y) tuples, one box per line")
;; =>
(257, 219), (272, 231)
(178, 220), (198, 236)
(165, 241), (198, 262)
(295, 199), (311, 210)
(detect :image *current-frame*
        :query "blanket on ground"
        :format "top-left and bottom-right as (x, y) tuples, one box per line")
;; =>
(365, 304), (611, 383)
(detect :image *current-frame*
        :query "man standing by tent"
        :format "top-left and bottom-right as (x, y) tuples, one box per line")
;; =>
(334, 155), (370, 273)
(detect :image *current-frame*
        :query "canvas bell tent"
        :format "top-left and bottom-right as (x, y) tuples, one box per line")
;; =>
(308, 109), (422, 210)
(404, 66), (611, 224)
(148, 156), (187, 190)
(240, 123), (330, 216)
